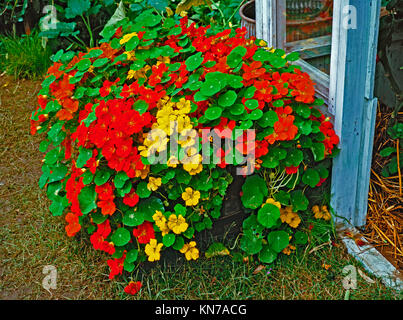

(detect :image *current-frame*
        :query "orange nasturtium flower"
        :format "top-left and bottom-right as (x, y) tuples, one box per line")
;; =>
(280, 206), (301, 229)
(65, 212), (81, 237)
(312, 205), (331, 221)
(282, 244), (296, 255)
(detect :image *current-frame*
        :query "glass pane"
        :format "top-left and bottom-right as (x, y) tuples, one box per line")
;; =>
(286, 0), (333, 74)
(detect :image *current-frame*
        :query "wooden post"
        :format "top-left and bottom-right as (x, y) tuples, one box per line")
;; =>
(329, 0), (381, 227)
(255, 0), (286, 49)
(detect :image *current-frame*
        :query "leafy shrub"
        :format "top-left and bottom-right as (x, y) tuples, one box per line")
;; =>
(0, 31), (52, 79)
(39, 0), (123, 50)
(30, 11), (339, 292)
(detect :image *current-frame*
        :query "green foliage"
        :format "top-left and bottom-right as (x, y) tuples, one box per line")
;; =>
(380, 122), (403, 177)
(0, 31), (52, 79)
(39, 0), (122, 50)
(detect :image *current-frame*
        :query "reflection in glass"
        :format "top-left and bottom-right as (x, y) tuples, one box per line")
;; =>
(286, 0), (333, 74)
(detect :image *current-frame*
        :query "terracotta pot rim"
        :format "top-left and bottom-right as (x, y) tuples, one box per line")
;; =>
(239, 0), (256, 24)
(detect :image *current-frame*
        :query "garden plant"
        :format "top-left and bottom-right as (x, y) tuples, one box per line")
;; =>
(30, 10), (340, 295)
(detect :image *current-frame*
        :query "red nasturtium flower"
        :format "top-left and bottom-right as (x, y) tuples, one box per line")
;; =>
(285, 166), (299, 175)
(99, 78), (120, 97)
(95, 183), (116, 216)
(65, 212), (81, 237)
(124, 281), (142, 295)
(107, 254), (126, 280)
(90, 220), (115, 255)
(132, 221), (155, 244)
(242, 61), (266, 82)
(123, 189), (140, 207)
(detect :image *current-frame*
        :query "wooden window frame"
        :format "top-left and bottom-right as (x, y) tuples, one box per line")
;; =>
(255, 0), (381, 227)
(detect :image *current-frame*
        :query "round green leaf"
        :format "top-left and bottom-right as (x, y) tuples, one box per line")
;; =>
(162, 233), (176, 247)
(240, 233), (263, 255)
(114, 171), (129, 189)
(126, 249), (139, 263)
(185, 52), (203, 72)
(134, 100), (149, 115)
(294, 231), (308, 245)
(91, 211), (108, 224)
(93, 58), (109, 68)
(123, 209), (145, 227)
(257, 203), (280, 228)
(123, 260), (135, 272)
(78, 185), (97, 215)
(45, 148), (60, 165)
(290, 190), (309, 212)
(244, 99), (259, 109)
(136, 181), (151, 198)
(241, 187), (264, 210)
(194, 91), (208, 102)
(244, 86), (256, 99)
(286, 52), (300, 62)
(76, 58), (91, 72)
(218, 90), (237, 107)
(259, 245), (278, 263)
(230, 103), (245, 115)
(76, 147), (93, 168)
(272, 100), (284, 108)
(267, 230), (289, 253)
(311, 143), (325, 161)
(94, 170), (111, 186)
(172, 236), (185, 250)
(205, 107), (222, 120)
(227, 46), (247, 68)
(302, 168), (320, 188)
(111, 227), (131, 246)
(285, 149), (304, 167)
(249, 109), (263, 120)
(252, 49), (271, 62)
(200, 80), (221, 97)
(138, 196), (164, 221)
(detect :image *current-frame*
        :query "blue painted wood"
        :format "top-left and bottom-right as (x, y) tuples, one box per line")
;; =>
(330, 0), (381, 227)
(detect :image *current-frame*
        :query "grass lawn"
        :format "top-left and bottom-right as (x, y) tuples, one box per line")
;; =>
(0, 74), (400, 300)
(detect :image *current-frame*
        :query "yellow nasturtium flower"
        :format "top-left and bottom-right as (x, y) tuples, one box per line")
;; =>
(181, 187), (201, 206)
(167, 155), (179, 168)
(147, 177), (162, 191)
(120, 32), (138, 45)
(166, 6), (174, 16)
(152, 211), (169, 236)
(263, 198), (281, 209)
(124, 50), (136, 61)
(157, 55), (171, 65)
(167, 214), (188, 234)
(145, 239), (163, 262)
(180, 241), (199, 260)
(176, 98), (191, 114)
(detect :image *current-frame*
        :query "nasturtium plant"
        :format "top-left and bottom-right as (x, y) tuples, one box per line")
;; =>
(31, 12), (339, 292)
